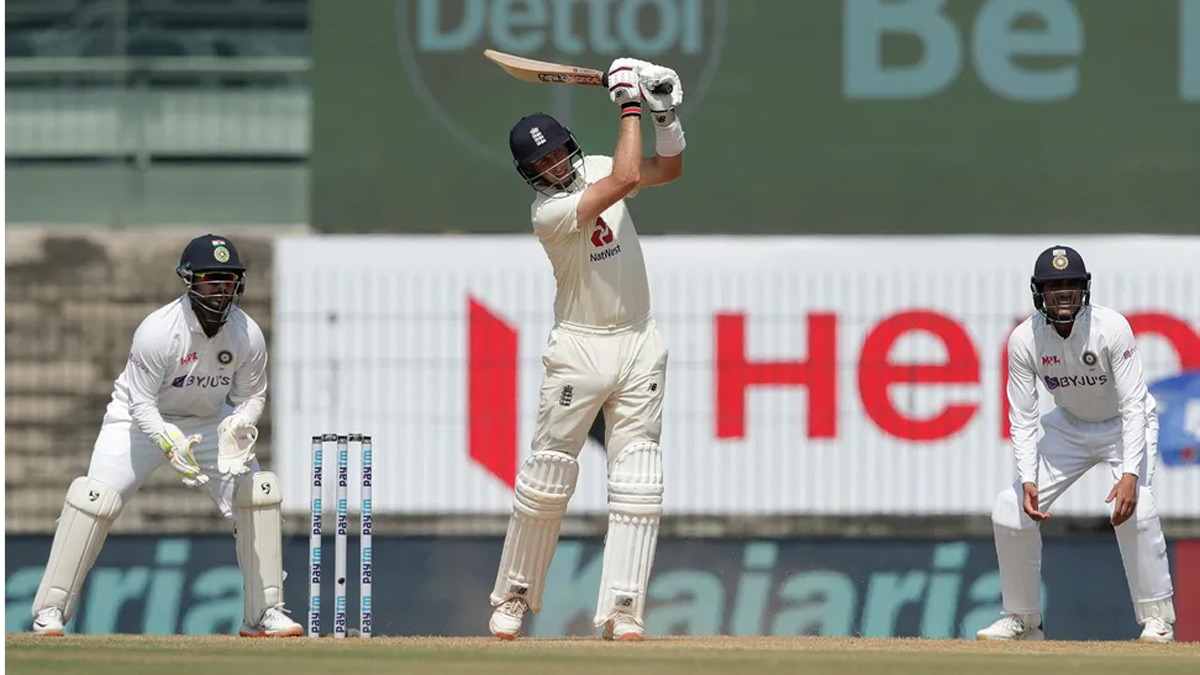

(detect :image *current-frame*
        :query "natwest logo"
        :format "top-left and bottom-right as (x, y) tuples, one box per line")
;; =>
(591, 218), (614, 248)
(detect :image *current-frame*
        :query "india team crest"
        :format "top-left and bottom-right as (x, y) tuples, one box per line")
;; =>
(213, 246), (231, 264)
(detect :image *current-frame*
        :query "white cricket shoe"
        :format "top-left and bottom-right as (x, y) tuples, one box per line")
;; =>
(239, 606), (303, 638)
(975, 613), (1044, 641)
(32, 607), (65, 637)
(601, 613), (645, 642)
(490, 598), (529, 640)
(1139, 617), (1174, 643)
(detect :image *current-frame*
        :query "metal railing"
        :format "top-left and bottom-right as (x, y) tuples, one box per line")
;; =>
(6, 56), (311, 162)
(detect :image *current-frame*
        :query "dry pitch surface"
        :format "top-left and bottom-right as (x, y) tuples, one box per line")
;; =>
(7, 634), (1200, 675)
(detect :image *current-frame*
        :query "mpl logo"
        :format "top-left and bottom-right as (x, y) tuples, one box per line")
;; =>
(394, 0), (729, 168)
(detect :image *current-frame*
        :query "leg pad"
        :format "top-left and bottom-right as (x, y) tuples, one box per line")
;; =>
(33, 477), (123, 622)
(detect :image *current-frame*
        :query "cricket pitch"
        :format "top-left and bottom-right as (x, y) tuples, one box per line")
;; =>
(6, 634), (1200, 675)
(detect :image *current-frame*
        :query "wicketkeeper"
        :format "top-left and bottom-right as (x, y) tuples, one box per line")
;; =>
(31, 234), (302, 637)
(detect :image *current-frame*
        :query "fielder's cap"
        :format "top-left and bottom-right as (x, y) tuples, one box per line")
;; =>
(1033, 245), (1088, 282)
(509, 113), (572, 166)
(178, 233), (246, 274)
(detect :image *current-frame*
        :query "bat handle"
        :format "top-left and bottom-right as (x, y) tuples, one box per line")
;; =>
(600, 72), (673, 96)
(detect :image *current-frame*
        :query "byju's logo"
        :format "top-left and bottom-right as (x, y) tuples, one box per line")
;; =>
(171, 375), (233, 389)
(1044, 374), (1108, 391)
(395, 0), (729, 167)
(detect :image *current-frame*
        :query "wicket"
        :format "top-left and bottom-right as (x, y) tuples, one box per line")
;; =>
(309, 433), (373, 638)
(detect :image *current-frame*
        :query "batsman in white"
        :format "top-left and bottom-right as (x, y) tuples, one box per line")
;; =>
(487, 57), (686, 641)
(30, 234), (303, 638)
(977, 245), (1174, 643)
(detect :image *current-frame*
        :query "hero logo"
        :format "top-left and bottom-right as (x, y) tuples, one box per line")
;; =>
(465, 299), (1200, 488)
(395, 0), (729, 168)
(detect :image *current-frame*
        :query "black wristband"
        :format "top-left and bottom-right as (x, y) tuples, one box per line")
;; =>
(620, 101), (642, 118)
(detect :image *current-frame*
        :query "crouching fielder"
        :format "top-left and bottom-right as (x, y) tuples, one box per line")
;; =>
(978, 245), (1174, 643)
(31, 234), (302, 638)
(487, 57), (686, 641)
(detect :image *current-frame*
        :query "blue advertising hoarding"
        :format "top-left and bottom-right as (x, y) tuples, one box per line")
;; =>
(5, 535), (1176, 640)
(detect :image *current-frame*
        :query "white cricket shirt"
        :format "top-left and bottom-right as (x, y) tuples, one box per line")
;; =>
(530, 155), (652, 329)
(103, 296), (268, 439)
(1006, 305), (1151, 482)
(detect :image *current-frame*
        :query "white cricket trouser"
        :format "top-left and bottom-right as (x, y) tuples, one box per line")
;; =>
(532, 315), (668, 461)
(87, 413), (260, 520)
(990, 408), (1173, 616)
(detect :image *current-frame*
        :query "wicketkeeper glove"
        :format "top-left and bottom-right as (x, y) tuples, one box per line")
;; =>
(217, 415), (258, 476)
(151, 423), (209, 488)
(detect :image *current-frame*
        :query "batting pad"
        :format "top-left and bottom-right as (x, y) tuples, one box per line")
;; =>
(1135, 598), (1176, 625)
(33, 476), (123, 622)
(594, 442), (663, 626)
(235, 471), (285, 625)
(491, 452), (579, 612)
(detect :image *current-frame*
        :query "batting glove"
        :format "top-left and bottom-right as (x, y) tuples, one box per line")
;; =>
(607, 58), (644, 106)
(640, 65), (684, 119)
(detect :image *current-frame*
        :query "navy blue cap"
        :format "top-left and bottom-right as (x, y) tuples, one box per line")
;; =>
(509, 113), (573, 168)
(177, 234), (246, 274)
(1032, 245), (1088, 283)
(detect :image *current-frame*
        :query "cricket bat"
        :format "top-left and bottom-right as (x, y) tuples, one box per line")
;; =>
(483, 49), (673, 94)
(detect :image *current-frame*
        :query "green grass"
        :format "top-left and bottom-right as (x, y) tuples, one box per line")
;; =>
(6, 635), (1200, 675)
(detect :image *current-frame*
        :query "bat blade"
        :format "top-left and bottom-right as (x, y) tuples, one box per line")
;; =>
(482, 49), (674, 95)
(483, 49), (606, 87)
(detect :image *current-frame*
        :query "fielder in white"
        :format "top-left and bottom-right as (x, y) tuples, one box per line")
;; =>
(487, 57), (686, 641)
(31, 234), (303, 638)
(978, 245), (1175, 643)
